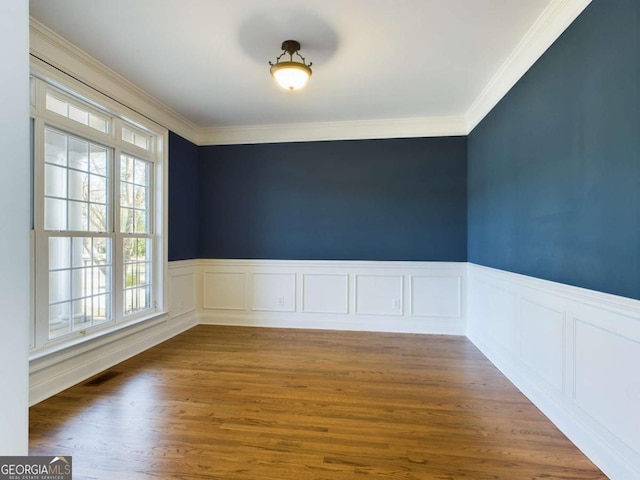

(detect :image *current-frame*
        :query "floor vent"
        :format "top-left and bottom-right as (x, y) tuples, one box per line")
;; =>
(83, 370), (122, 386)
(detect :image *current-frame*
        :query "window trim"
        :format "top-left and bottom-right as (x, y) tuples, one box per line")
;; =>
(30, 66), (168, 356)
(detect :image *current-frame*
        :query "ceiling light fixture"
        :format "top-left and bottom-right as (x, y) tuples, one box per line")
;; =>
(269, 40), (313, 91)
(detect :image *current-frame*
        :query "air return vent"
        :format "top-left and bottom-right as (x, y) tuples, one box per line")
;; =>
(83, 370), (122, 386)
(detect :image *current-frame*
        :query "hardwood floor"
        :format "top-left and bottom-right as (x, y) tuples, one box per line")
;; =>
(29, 325), (607, 479)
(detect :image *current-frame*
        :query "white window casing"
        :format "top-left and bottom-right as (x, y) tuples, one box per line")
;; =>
(30, 69), (168, 355)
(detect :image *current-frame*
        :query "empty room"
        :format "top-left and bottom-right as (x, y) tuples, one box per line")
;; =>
(1, 0), (638, 478)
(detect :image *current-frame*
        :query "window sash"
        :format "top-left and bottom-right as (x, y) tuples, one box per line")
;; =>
(46, 233), (114, 339)
(43, 127), (111, 233)
(45, 88), (110, 135)
(119, 154), (154, 235)
(121, 123), (152, 151)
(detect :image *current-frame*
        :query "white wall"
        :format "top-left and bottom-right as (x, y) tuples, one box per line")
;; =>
(467, 263), (640, 480)
(0, 0), (30, 455)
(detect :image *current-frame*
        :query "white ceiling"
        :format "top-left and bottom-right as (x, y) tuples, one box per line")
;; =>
(29, 0), (587, 143)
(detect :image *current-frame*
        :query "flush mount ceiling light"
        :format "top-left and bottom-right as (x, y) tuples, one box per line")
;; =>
(269, 40), (313, 91)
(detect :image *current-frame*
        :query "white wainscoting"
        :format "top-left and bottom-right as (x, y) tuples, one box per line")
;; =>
(198, 260), (466, 335)
(29, 259), (199, 405)
(169, 260), (198, 319)
(467, 263), (640, 480)
(28, 257), (640, 478)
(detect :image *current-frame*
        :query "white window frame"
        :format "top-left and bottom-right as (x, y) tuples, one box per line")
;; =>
(30, 68), (168, 355)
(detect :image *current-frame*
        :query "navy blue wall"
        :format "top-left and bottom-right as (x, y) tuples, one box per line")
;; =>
(468, 0), (640, 299)
(168, 132), (199, 261)
(198, 137), (467, 261)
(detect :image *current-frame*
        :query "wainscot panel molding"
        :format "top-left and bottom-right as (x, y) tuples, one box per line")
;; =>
(29, 260), (199, 405)
(168, 260), (198, 319)
(197, 260), (467, 335)
(467, 263), (640, 480)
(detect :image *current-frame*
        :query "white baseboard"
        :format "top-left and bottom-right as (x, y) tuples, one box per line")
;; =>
(29, 312), (197, 405)
(199, 312), (465, 335)
(467, 263), (640, 480)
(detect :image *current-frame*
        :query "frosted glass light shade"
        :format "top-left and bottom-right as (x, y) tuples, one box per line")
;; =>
(270, 62), (312, 91)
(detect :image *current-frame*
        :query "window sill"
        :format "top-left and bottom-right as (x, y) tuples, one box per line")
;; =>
(29, 310), (168, 367)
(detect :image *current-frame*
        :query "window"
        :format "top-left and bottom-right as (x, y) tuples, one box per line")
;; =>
(120, 154), (153, 315)
(45, 90), (109, 134)
(121, 125), (151, 151)
(31, 78), (166, 351)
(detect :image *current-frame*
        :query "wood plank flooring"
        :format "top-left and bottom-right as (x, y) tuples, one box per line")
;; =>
(29, 325), (608, 479)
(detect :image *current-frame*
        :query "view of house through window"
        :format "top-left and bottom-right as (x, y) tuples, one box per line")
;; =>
(31, 77), (165, 350)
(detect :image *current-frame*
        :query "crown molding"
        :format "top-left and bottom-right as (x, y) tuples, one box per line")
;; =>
(29, 0), (591, 146)
(465, 0), (592, 132)
(197, 0), (591, 145)
(29, 18), (199, 144)
(196, 116), (468, 146)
